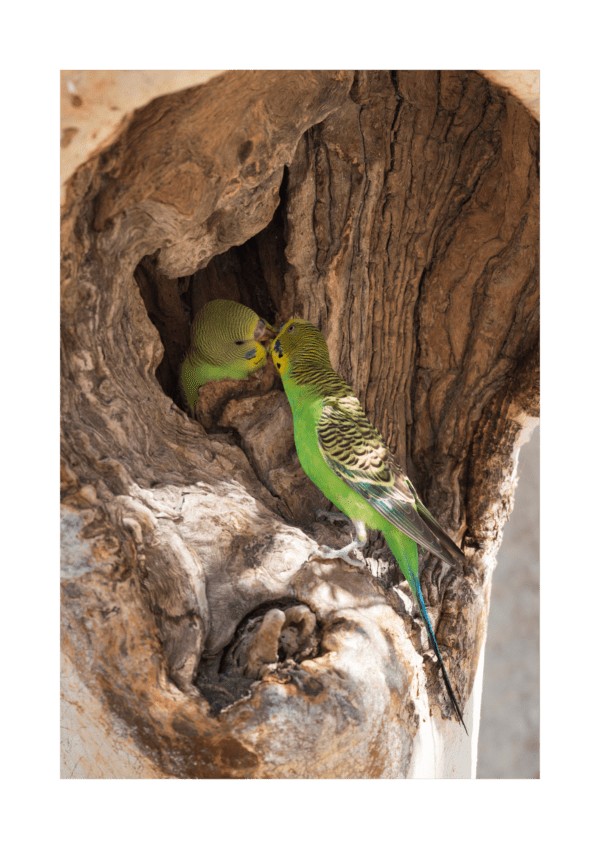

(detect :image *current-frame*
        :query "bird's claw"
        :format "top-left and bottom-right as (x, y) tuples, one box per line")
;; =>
(308, 544), (364, 568)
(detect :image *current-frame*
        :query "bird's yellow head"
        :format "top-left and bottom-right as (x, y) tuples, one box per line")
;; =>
(271, 318), (331, 379)
(202, 301), (266, 362)
(195, 300), (275, 370)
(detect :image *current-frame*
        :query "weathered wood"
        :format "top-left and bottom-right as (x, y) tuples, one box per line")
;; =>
(61, 70), (539, 778)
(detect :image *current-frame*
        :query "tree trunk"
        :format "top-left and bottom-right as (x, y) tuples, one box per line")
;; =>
(60, 70), (539, 779)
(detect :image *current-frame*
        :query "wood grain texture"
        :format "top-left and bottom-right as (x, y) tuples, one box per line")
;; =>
(61, 70), (538, 778)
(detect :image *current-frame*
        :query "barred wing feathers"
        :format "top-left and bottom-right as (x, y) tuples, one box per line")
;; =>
(316, 396), (464, 567)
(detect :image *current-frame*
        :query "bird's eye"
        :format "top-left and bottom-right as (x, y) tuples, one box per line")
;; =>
(234, 340), (244, 345)
(288, 325), (295, 333)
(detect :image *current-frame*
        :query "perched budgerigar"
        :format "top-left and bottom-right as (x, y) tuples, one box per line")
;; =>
(271, 319), (467, 732)
(180, 300), (276, 414)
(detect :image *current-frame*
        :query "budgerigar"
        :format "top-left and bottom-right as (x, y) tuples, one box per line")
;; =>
(180, 300), (276, 414)
(271, 318), (467, 732)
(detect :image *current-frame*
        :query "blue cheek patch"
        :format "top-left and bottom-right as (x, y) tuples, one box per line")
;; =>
(273, 338), (282, 356)
(244, 347), (257, 360)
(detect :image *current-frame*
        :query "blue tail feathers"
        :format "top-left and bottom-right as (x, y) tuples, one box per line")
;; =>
(386, 530), (468, 734)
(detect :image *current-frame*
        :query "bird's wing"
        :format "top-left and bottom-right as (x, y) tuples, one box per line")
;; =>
(317, 396), (464, 566)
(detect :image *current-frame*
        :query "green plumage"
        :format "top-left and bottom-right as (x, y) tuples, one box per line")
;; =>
(180, 300), (275, 414)
(272, 318), (467, 732)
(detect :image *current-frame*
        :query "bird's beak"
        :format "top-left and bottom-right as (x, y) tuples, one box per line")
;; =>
(254, 319), (278, 342)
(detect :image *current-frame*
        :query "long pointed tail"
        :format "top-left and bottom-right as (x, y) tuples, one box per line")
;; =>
(411, 576), (468, 734)
(386, 530), (467, 734)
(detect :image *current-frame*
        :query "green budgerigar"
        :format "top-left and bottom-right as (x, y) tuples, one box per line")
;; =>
(180, 299), (276, 414)
(271, 318), (467, 732)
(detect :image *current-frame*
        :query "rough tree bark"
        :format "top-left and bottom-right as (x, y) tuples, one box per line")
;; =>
(60, 70), (539, 779)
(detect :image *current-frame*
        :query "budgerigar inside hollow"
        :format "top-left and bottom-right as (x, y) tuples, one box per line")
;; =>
(180, 299), (276, 414)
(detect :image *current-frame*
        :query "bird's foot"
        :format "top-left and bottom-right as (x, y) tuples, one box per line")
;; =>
(315, 509), (350, 526)
(308, 541), (364, 568)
